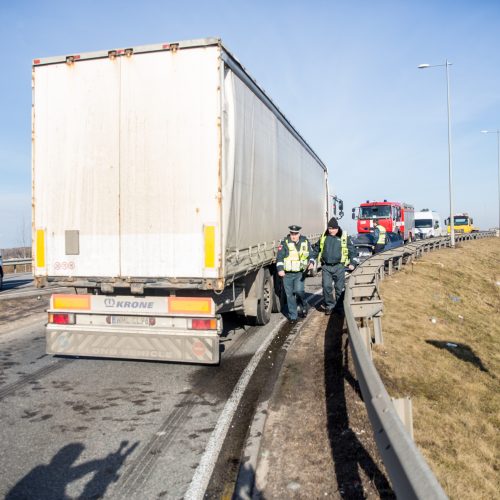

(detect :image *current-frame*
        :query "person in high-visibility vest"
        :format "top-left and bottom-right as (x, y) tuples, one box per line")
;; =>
(372, 218), (387, 254)
(312, 217), (356, 315)
(277, 225), (316, 323)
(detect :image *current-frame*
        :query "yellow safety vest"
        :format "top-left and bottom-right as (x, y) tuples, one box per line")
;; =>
(283, 239), (310, 272)
(319, 232), (350, 265)
(376, 224), (387, 244)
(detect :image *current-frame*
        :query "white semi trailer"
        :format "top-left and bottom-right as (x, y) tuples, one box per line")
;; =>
(32, 38), (330, 364)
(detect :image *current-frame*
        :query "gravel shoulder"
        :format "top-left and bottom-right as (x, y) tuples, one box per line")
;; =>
(253, 308), (394, 499)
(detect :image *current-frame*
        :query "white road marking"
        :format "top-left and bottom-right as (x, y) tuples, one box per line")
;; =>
(184, 288), (322, 500)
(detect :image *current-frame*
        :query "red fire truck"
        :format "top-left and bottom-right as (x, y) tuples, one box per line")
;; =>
(352, 200), (415, 242)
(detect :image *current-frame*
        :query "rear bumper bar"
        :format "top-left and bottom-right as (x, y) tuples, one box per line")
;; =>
(46, 325), (219, 364)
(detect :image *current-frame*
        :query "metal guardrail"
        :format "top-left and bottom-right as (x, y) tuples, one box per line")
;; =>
(343, 230), (496, 499)
(2, 258), (32, 273)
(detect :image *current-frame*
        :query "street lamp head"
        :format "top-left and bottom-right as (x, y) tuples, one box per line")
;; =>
(418, 64), (430, 69)
(481, 130), (490, 134)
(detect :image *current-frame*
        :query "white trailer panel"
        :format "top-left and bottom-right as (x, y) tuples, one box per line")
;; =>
(33, 39), (328, 290)
(118, 48), (220, 278)
(223, 71), (327, 254)
(33, 59), (121, 277)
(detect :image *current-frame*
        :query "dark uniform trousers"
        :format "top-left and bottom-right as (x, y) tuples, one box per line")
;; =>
(283, 271), (307, 320)
(321, 263), (345, 311)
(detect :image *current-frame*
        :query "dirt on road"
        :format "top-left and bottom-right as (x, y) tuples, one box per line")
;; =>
(254, 309), (394, 499)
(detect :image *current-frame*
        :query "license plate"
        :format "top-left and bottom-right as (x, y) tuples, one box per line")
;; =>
(110, 316), (150, 326)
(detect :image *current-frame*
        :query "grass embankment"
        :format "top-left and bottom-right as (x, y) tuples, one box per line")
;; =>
(374, 238), (499, 500)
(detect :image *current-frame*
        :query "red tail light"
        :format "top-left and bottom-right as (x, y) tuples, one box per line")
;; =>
(191, 319), (216, 330)
(49, 313), (75, 325)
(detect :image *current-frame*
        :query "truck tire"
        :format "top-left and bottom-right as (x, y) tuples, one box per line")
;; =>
(255, 269), (273, 325)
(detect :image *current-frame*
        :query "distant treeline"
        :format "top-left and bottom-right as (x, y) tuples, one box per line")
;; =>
(1, 247), (32, 259)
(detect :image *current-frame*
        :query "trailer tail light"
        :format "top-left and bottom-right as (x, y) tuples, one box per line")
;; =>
(191, 319), (217, 330)
(49, 313), (75, 325)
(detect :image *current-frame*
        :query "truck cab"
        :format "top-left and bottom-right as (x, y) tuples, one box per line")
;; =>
(445, 213), (477, 234)
(352, 200), (415, 242)
(414, 209), (444, 239)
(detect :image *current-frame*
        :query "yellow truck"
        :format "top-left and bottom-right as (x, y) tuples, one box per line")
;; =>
(444, 213), (477, 233)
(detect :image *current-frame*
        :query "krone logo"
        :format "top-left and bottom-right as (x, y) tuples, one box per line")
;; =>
(104, 298), (116, 307)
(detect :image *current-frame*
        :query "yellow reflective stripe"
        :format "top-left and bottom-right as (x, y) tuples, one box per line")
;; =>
(36, 229), (45, 268)
(204, 225), (215, 268)
(341, 233), (349, 265)
(377, 225), (387, 244)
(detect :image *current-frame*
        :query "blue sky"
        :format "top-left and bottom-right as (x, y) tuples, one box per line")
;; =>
(1, 0), (499, 248)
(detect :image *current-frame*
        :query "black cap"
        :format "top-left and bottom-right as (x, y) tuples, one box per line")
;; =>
(327, 217), (339, 229)
(288, 224), (302, 233)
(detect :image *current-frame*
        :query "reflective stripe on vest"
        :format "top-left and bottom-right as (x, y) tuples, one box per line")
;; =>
(376, 225), (387, 245)
(283, 239), (309, 272)
(319, 233), (350, 265)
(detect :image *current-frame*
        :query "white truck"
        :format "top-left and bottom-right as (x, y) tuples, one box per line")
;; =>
(32, 38), (330, 364)
(414, 209), (444, 239)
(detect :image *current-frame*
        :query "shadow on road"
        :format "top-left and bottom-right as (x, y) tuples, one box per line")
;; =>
(6, 440), (138, 499)
(1, 276), (33, 292)
(324, 312), (395, 499)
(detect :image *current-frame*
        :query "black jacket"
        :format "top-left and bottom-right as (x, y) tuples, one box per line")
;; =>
(312, 228), (356, 265)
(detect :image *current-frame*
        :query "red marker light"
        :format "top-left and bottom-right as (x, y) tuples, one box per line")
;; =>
(49, 313), (75, 325)
(192, 319), (216, 330)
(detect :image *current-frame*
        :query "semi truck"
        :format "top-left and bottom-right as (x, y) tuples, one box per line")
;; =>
(32, 38), (329, 365)
(352, 200), (415, 242)
(414, 209), (445, 239)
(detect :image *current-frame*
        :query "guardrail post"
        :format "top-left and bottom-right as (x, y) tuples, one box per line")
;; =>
(396, 256), (403, 270)
(373, 315), (383, 344)
(386, 259), (393, 275)
(359, 325), (372, 357)
(391, 397), (414, 440)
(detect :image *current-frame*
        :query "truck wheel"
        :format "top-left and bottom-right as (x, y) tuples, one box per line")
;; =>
(255, 269), (273, 325)
(272, 273), (285, 313)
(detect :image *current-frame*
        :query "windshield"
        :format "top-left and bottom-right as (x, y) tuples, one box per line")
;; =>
(359, 205), (391, 219)
(415, 219), (432, 228)
(454, 217), (469, 225)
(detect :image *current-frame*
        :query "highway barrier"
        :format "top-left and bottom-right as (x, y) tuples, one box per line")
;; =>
(2, 258), (32, 274)
(344, 230), (495, 499)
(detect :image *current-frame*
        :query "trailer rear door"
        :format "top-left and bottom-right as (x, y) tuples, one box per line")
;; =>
(34, 46), (221, 280)
(119, 48), (220, 278)
(33, 59), (121, 277)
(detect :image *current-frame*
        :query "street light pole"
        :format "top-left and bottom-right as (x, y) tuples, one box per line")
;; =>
(418, 60), (455, 247)
(481, 129), (500, 233)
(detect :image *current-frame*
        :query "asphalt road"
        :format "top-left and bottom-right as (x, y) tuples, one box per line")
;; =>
(1, 272), (34, 294)
(0, 274), (323, 499)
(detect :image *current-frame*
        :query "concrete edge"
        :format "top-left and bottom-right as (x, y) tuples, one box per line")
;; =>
(234, 291), (323, 499)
